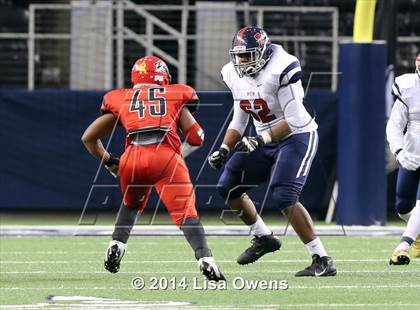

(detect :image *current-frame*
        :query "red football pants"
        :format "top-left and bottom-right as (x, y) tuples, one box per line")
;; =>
(118, 144), (197, 226)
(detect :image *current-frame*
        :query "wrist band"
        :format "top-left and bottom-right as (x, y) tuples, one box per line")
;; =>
(221, 143), (230, 152)
(261, 131), (272, 144)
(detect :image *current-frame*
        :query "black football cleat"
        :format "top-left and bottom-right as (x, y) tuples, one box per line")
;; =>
(198, 257), (226, 282)
(295, 254), (337, 277)
(237, 234), (282, 265)
(104, 240), (127, 274)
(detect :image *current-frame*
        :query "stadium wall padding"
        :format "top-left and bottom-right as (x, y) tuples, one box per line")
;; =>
(0, 90), (337, 218)
(337, 42), (387, 225)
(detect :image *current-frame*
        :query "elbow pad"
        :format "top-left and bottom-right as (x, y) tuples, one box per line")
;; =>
(185, 122), (204, 146)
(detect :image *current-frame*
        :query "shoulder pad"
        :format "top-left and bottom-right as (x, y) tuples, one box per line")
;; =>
(393, 73), (418, 103)
(175, 84), (199, 113)
(185, 90), (199, 113)
(266, 45), (302, 86)
(394, 74), (417, 90)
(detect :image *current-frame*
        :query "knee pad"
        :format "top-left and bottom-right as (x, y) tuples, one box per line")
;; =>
(272, 184), (300, 210)
(395, 196), (415, 216)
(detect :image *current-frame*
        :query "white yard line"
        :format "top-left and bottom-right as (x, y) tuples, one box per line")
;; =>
(0, 249), (399, 255)
(276, 304), (420, 308)
(1, 269), (420, 274)
(0, 304), (418, 309)
(0, 258), (410, 264)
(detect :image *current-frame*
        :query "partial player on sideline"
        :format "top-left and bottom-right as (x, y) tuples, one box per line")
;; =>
(387, 53), (420, 265)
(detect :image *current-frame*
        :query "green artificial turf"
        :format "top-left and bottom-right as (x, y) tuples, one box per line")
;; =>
(1, 235), (419, 309)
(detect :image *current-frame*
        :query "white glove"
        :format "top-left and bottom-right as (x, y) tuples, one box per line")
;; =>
(396, 149), (420, 171)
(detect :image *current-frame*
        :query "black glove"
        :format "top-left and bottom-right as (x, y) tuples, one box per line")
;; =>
(104, 153), (120, 178)
(208, 147), (229, 170)
(234, 136), (265, 153)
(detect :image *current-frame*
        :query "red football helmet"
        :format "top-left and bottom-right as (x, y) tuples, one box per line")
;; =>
(131, 56), (171, 86)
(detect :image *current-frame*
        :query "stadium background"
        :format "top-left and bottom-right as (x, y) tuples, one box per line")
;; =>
(0, 0), (419, 224)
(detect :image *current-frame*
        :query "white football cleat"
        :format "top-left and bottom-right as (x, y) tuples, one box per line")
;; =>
(197, 257), (226, 282)
(104, 240), (127, 273)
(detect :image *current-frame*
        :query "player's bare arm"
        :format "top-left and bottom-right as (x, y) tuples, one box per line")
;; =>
(81, 113), (117, 161)
(179, 107), (197, 132)
(222, 129), (242, 150)
(81, 113), (120, 177)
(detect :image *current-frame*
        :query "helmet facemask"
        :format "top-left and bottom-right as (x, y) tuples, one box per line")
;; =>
(230, 40), (271, 78)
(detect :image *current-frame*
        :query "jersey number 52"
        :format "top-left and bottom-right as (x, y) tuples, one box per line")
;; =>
(240, 99), (275, 123)
(130, 87), (167, 118)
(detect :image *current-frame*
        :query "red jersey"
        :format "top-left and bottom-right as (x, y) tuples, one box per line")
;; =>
(101, 84), (198, 154)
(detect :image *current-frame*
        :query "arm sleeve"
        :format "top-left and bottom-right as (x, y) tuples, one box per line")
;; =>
(185, 122), (204, 146)
(227, 101), (249, 136)
(277, 81), (312, 131)
(386, 99), (408, 154)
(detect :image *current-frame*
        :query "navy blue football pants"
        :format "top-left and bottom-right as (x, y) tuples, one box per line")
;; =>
(395, 166), (420, 215)
(217, 131), (318, 210)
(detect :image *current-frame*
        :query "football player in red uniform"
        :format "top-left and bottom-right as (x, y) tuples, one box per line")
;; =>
(81, 56), (225, 281)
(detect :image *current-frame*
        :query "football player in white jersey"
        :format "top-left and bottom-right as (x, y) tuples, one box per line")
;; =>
(208, 27), (336, 276)
(387, 53), (420, 265)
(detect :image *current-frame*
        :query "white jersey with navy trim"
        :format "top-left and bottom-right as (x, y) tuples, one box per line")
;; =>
(386, 73), (420, 155)
(221, 44), (317, 136)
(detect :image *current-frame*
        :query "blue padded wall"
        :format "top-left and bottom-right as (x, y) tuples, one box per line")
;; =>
(337, 42), (387, 225)
(0, 90), (337, 217)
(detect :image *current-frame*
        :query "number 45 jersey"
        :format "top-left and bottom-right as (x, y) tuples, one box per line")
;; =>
(100, 84), (198, 154)
(221, 43), (317, 137)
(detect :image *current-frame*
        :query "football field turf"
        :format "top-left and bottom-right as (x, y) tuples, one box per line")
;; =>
(1, 235), (419, 309)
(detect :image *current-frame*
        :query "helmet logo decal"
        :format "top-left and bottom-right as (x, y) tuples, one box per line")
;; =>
(139, 61), (147, 74)
(233, 45), (246, 52)
(235, 36), (246, 46)
(155, 60), (168, 74)
(254, 32), (266, 48)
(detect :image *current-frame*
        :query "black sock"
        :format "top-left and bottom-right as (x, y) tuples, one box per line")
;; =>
(180, 217), (212, 259)
(112, 205), (139, 243)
